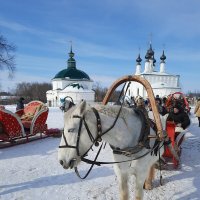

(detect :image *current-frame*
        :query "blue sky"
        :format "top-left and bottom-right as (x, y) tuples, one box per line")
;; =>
(0, 0), (200, 93)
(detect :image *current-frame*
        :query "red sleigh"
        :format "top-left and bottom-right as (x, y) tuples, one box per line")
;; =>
(165, 92), (190, 114)
(0, 101), (59, 147)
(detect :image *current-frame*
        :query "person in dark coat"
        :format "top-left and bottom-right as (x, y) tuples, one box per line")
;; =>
(155, 97), (168, 116)
(16, 97), (25, 111)
(167, 104), (190, 132)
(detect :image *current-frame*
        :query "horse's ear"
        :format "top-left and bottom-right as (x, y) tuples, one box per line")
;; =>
(78, 100), (86, 115)
(79, 100), (86, 114)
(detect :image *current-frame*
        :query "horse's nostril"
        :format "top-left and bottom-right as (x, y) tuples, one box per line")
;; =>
(69, 158), (76, 168)
(59, 160), (64, 166)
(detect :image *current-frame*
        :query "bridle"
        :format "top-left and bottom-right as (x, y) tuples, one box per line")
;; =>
(59, 107), (103, 156)
(59, 106), (107, 179)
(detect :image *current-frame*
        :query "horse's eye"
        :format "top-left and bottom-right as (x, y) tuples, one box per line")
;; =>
(68, 128), (75, 133)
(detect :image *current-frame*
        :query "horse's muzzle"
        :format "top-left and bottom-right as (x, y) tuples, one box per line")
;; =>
(59, 159), (69, 169)
(59, 158), (77, 169)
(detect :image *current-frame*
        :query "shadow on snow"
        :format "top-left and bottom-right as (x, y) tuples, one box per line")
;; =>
(0, 166), (114, 196)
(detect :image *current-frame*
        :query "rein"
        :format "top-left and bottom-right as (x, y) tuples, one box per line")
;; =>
(81, 141), (164, 166)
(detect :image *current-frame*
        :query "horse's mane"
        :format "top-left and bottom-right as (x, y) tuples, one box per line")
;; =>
(93, 104), (134, 119)
(65, 102), (135, 121)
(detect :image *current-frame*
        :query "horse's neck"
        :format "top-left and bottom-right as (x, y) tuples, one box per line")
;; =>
(87, 105), (141, 149)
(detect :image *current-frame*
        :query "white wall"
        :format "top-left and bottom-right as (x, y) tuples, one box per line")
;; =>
(127, 73), (181, 99)
(52, 79), (94, 90)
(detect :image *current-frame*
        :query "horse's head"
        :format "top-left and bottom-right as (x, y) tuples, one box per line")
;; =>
(60, 96), (75, 112)
(58, 100), (95, 169)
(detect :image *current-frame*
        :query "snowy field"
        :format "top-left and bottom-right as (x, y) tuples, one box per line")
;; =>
(0, 106), (200, 200)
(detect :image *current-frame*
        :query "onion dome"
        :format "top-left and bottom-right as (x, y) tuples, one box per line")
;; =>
(145, 52), (151, 60)
(147, 44), (154, 57)
(160, 50), (166, 62)
(53, 46), (91, 80)
(136, 54), (142, 64)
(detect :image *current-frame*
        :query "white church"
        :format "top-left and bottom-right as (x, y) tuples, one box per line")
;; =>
(127, 44), (181, 98)
(46, 47), (95, 106)
(46, 44), (181, 106)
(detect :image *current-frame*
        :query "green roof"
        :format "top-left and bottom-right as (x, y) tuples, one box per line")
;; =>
(53, 46), (91, 80)
(54, 67), (90, 80)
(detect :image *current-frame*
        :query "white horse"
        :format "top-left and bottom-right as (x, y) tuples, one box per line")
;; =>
(58, 100), (168, 200)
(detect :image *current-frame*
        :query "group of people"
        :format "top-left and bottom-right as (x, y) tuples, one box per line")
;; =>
(155, 95), (191, 132)
(132, 94), (191, 135)
(133, 94), (200, 136)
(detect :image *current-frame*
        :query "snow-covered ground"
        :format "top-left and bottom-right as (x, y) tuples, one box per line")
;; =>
(0, 106), (200, 200)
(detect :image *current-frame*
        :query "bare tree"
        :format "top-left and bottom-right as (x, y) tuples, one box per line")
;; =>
(92, 82), (107, 102)
(0, 35), (16, 76)
(15, 82), (52, 103)
(93, 81), (121, 102)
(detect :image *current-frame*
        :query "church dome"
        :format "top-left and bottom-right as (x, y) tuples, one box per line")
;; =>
(160, 50), (166, 62)
(136, 54), (142, 63)
(53, 46), (91, 80)
(54, 68), (90, 80)
(147, 44), (154, 57)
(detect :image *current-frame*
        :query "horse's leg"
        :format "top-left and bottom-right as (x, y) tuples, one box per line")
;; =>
(135, 174), (145, 200)
(135, 164), (151, 200)
(119, 172), (129, 200)
(144, 164), (155, 190)
(114, 165), (129, 200)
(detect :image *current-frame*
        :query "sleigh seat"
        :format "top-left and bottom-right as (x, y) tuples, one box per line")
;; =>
(16, 101), (49, 136)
